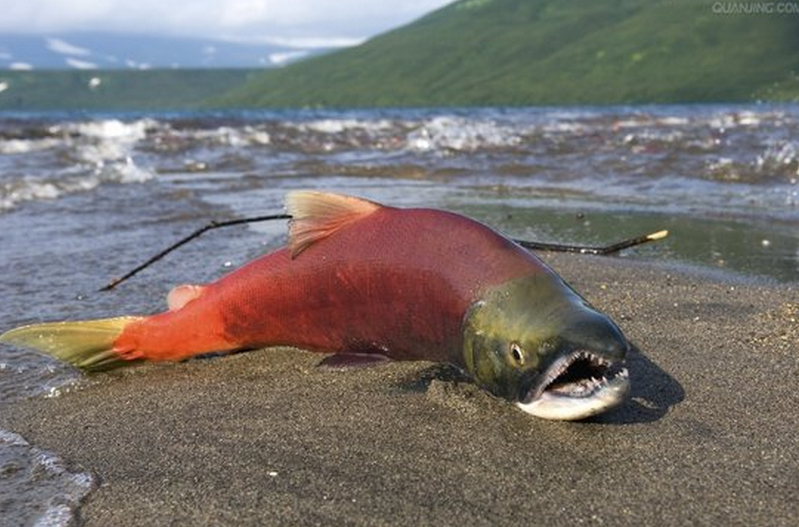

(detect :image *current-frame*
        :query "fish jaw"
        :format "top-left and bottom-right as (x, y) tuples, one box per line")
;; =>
(516, 350), (630, 420)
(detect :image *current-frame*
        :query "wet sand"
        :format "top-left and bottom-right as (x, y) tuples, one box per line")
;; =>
(1, 254), (796, 526)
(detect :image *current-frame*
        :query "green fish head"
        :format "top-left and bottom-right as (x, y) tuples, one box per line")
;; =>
(462, 274), (630, 420)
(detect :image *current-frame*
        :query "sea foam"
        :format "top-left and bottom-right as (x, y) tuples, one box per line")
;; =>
(0, 429), (94, 527)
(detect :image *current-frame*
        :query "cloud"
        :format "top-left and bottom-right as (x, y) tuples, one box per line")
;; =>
(0, 1), (452, 42)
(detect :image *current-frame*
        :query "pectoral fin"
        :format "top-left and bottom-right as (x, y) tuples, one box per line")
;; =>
(167, 284), (205, 311)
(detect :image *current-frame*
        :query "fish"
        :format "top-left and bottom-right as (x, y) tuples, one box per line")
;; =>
(0, 191), (630, 420)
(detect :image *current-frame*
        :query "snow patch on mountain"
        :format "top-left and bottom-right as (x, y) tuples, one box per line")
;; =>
(65, 57), (98, 69)
(46, 38), (91, 57)
(0, 33), (341, 70)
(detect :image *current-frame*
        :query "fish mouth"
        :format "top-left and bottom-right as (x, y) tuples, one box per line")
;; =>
(516, 350), (630, 421)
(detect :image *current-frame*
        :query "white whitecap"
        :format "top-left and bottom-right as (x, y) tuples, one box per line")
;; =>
(0, 137), (62, 155)
(114, 157), (155, 184)
(0, 180), (61, 211)
(0, 429), (94, 527)
(406, 116), (520, 152)
(299, 118), (393, 134)
(71, 119), (152, 141)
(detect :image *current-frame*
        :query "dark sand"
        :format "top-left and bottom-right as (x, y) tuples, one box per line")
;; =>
(1, 254), (796, 526)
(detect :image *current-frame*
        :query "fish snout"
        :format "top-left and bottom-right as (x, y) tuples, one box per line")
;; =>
(561, 307), (629, 362)
(514, 307), (631, 421)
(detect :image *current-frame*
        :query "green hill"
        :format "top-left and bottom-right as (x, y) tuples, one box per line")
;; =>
(0, 69), (257, 111)
(220, 0), (799, 107)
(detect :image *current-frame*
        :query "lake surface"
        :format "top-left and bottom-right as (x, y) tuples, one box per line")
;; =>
(0, 104), (797, 525)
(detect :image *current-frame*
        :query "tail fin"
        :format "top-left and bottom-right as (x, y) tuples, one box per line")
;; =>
(0, 317), (144, 372)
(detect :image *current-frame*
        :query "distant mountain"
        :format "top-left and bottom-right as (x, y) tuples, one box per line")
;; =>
(0, 33), (333, 70)
(219, 0), (799, 107)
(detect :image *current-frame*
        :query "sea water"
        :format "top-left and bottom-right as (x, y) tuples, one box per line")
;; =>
(0, 105), (797, 525)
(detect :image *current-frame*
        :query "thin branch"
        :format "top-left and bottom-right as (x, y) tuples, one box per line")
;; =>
(99, 214), (668, 291)
(514, 230), (669, 255)
(99, 214), (291, 291)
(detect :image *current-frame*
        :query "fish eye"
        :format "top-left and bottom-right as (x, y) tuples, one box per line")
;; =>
(510, 342), (524, 365)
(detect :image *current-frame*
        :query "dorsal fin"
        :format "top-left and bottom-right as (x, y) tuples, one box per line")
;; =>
(167, 284), (205, 311)
(286, 191), (381, 258)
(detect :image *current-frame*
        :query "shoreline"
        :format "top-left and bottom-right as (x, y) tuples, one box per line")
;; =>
(1, 254), (797, 526)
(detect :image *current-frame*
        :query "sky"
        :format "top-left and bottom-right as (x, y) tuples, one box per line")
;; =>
(0, 0), (454, 48)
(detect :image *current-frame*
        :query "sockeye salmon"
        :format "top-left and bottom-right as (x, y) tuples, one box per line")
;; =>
(1, 191), (630, 420)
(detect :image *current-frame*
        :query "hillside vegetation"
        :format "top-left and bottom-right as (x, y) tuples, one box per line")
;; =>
(2, 0), (797, 110)
(220, 0), (799, 107)
(0, 70), (256, 111)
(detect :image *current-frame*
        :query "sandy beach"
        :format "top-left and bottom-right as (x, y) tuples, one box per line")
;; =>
(1, 253), (796, 526)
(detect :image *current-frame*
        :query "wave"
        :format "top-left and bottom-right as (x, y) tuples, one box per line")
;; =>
(406, 116), (522, 152)
(0, 157), (154, 211)
(0, 429), (94, 527)
(1, 106), (797, 214)
(0, 119), (156, 212)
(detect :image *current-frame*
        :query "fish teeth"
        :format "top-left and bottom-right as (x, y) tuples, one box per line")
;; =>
(537, 350), (620, 396)
(577, 349), (610, 368)
(527, 349), (625, 402)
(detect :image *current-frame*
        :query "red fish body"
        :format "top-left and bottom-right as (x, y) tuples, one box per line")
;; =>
(119, 204), (546, 366)
(1, 191), (631, 420)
